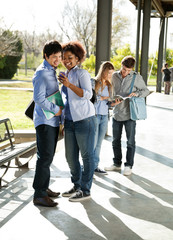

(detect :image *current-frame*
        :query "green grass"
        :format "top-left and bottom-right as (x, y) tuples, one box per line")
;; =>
(0, 89), (35, 130)
(148, 75), (156, 86)
(0, 82), (33, 88)
(13, 69), (34, 81)
(0, 69), (157, 131)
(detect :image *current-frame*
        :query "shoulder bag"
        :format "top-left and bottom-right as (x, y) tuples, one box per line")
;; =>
(25, 99), (35, 120)
(129, 74), (147, 121)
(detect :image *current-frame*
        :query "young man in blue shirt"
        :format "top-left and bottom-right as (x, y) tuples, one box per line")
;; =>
(32, 40), (62, 207)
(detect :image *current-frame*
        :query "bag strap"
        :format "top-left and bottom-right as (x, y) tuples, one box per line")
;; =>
(129, 73), (137, 94)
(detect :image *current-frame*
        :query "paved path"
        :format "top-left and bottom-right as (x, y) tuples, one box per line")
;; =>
(0, 92), (173, 240)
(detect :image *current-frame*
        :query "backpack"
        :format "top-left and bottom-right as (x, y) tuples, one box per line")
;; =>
(90, 78), (96, 104)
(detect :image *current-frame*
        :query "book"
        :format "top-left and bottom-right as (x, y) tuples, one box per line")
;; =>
(42, 90), (65, 120)
(114, 95), (131, 101)
(107, 95), (131, 104)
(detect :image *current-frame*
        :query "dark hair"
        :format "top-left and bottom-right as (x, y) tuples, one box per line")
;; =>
(121, 56), (135, 68)
(43, 40), (62, 59)
(62, 41), (86, 63)
(165, 63), (168, 67)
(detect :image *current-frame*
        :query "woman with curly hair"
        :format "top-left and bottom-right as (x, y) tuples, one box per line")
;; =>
(58, 41), (97, 202)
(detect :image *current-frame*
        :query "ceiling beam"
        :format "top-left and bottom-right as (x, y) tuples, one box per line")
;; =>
(152, 0), (165, 16)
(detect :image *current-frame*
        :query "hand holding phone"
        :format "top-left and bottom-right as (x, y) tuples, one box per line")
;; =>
(58, 71), (65, 83)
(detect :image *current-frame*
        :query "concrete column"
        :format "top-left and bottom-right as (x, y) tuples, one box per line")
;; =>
(140, 0), (152, 84)
(164, 18), (168, 62)
(157, 18), (165, 92)
(135, 0), (142, 73)
(95, 0), (112, 75)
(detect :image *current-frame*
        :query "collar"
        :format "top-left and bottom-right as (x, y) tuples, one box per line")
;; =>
(118, 70), (134, 78)
(43, 59), (57, 71)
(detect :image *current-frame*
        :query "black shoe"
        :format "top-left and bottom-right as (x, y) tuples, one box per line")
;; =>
(94, 167), (108, 175)
(33, 196), (58, 207)
(62, 187), (77, 197)
(46, 188), (60, 198)
(69, 190), (91, 202)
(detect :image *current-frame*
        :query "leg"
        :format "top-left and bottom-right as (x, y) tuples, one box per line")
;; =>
(33, 125), (59, 198)
(168, 81), (171, 94)
(124, 119), (136, 168)
(94, 115), (108, 169)
(112, 118), (123, 167)
(64, 120), (81, 190)
(164, 82), (167, 94)
(165, 81), (169, 94)
(75, 116), (97, 195)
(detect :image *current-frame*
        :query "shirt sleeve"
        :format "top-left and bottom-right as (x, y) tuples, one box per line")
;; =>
(111, 72), (117, 97)
(78, 69), (92, 99)
(33, 70), (60, 114)
(134, 74), (150, 97)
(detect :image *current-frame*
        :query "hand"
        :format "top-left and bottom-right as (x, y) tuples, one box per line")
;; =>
(100, 96), (109, 101)
(55, 107), (62, 116)
(58, 74), (71, 88)
(128, 92), (137, 97)
(111, 98), (122, 106)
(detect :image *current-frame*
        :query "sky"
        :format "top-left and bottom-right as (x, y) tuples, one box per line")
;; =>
(0, 0), (172, 55)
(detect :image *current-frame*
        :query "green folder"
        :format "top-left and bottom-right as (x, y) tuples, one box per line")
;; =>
(42, 91), (65, 120)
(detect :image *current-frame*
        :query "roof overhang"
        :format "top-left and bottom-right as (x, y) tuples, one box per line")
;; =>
(129, 0), (173, 17)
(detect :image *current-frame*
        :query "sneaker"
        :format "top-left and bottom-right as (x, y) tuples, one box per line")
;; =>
(123, 166), (132, 176)
(94, 167), (108, 175)
(69, 190), (91, 202)
(104, 164), (121, 171)
(62, 187), (77, 197)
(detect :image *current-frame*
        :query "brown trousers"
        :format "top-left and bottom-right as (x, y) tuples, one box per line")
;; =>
(164, 81), (171, 94)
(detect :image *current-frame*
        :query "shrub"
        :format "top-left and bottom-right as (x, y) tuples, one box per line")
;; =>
(0, 30), (23, 79)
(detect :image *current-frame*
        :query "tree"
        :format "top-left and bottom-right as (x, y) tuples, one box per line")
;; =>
(111, 8), (130, 55)
(82, 54), (96, 73)
(148, 48), (173, 76)
(0, 18), (22, 58)
(19, 29), (63, 72)
(58, 0), (96, 57)
(0, 30), (23, 79)
(58, 1), (130, 58)
(111, 44), (134, 70)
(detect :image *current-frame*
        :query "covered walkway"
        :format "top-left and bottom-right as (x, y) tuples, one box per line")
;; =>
(0, 92), (173, 240)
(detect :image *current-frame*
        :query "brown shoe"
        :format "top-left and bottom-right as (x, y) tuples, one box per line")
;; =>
(33, 196), (58, 207)
(46, 188), (60, 198)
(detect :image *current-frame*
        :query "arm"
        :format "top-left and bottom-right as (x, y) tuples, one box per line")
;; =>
(132, 74), (150, 98)
(59, 70), (92, 99)
(33, 70), (61, 115)
(58, 73), (83, 97)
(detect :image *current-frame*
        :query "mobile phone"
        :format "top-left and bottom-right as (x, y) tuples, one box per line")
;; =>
(59, 71), (65, 77)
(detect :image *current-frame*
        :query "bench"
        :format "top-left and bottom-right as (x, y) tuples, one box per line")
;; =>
(0, 118), (37, 188)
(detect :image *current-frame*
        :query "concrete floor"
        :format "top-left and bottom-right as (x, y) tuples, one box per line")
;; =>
(0, 92), (173, 240)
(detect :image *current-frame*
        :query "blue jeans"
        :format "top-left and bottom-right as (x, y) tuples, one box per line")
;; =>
(94, 114), (108, 169)
(112, 118), (136, 168)
(64, 116), (97, 195)
(33, 124), (59, 198)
